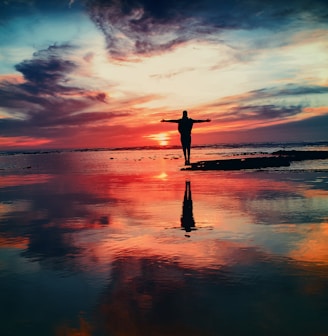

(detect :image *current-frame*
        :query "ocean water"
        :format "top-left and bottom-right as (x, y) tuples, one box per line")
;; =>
(1, 142), (328, 335)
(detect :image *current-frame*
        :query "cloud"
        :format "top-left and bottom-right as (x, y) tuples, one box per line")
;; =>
(200, 109), (328, 144)
(193, 83), (328, 137)
(0, 42), (169, 149)
(250, 84), (328, 100)
(14, 45), (77, 95)
(205, 84), (328, 110)
(242, 112), (328, 142)
(0, 43), (126, 145)
(0, 44), (81, 108)
(224, 104), (303, 121)
(86, 0), (328, 59)
(93, 92), (108, 103)
(87, 0), (193, 60)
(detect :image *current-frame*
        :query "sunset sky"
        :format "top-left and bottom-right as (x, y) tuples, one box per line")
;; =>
(0, 0), (328, 150)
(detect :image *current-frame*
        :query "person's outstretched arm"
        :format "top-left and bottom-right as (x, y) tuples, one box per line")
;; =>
(192, 118), (211, 123)
(161, 119), (180, 123)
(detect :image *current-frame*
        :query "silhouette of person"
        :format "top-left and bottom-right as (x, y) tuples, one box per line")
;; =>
(161, 110), (211, 165)
(181, 181), (196, 236)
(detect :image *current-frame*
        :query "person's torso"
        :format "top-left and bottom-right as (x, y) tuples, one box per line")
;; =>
(178, 118), (193, 135)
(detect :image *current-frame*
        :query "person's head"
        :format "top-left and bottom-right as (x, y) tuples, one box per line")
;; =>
(182, 110), (188, 117)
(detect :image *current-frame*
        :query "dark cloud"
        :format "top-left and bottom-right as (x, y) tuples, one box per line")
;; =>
(251, 84), (328, 100)
(2, 0), (327, 60)
(86, 0), (328, 59)
(236, 104), (301, 120)
(237, 112), (328, 143)
(200, 111), (328, 144)
(207, 84), (328, 109)
(0, 44), (123, 142)
(16, 45), (76, 86)
(217, 104), (303, 123)
(201, 83), (328, 131)
(93, 92), (108, 103)
(86, 0), (194, 59)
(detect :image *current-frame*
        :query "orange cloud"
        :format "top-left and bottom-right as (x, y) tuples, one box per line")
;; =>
(0, 236), (29, 249)
(289, 222), (328, 265)
(0, 74), (24, 83)
(56, 317), (92, 336)
(0, 136), (52, 148)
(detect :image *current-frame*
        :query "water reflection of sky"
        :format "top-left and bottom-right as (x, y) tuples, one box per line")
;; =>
(1, 151), (328, 335)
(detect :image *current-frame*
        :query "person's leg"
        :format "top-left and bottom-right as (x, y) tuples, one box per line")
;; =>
(186, 136), (191, 164)
(181, 137), (188, 164)
(183, 145), (187, 163)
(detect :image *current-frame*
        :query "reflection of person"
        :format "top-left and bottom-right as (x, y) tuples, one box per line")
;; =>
(161, 110), (211, 165)
(181, 181), (196, 235)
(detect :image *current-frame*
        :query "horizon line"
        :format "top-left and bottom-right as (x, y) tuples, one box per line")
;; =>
(1, 140), (328, 155)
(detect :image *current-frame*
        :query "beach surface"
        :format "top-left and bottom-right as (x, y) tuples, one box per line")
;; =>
(1, 143), (328, 335)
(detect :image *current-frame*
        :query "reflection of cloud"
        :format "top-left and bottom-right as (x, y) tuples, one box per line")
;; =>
(0, 237), (28, 249)
(2, 161), (328, 273)
(92, 246), (328, 335)
(290, 222), (328, 265)
(93, 234), (262, 270)
(0, 172), (119, 268)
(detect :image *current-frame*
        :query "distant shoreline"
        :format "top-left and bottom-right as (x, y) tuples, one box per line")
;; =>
(1, 140), (328, 156)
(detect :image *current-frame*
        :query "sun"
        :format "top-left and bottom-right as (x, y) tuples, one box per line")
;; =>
(144, 132), (170, 147)
(157, 133), (169, 146)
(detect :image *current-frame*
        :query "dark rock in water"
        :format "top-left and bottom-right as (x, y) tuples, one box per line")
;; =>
(273, 150), (328, 161)
(182, 150), (328, 171)
(183, 157), (291, 171)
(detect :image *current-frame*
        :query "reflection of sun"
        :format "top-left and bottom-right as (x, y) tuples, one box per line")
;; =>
(145, 132), (170, 146)
(154, 172), (168, 180)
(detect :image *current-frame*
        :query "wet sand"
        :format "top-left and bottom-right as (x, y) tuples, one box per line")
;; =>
(1, 149), (328, 335)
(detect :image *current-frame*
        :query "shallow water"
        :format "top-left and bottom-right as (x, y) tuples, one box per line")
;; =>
(1, 148), (328, 335)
